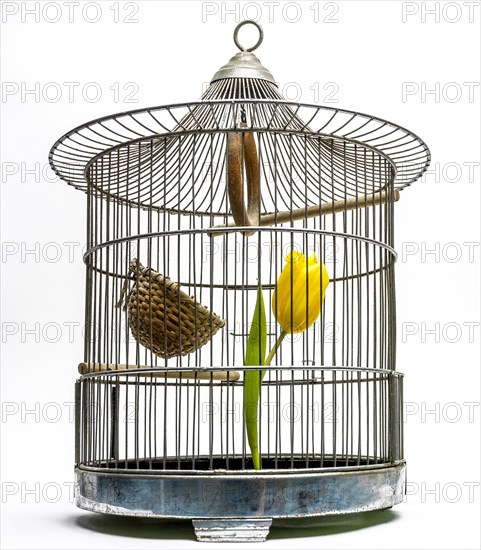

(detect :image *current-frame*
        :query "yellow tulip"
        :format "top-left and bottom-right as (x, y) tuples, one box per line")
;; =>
(244, 250), (329, 469)
(272, 250), (329, 334)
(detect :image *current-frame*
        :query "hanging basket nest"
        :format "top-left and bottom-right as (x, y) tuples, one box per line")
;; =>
(118, 259), (225, 359)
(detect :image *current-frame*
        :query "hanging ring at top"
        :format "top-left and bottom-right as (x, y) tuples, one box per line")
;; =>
(233, 20), (264, 52)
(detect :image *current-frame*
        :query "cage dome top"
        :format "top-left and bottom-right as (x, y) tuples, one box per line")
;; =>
(210, 20), (275, 84)
(49, 20), (431, 204)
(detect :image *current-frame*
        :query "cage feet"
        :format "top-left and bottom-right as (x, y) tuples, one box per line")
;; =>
(192, 518), (272, 542)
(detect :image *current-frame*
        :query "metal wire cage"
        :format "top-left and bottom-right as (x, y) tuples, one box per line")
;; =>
(50, 21), (429, 542)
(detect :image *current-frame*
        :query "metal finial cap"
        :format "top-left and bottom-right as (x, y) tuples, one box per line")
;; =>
(210, 20), (276, 84)
(211, 50), (276, 83)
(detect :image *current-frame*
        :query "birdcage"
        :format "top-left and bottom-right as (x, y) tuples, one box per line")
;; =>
(49, 20), (430, 542)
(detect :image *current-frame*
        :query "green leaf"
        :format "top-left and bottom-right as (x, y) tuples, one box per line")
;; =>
(244, 286), (267, 367)
(244, 286), (266, 470)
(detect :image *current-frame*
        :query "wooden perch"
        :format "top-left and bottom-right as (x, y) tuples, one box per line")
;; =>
(210, 189), (400, 237)
(78, 362), (240, 381)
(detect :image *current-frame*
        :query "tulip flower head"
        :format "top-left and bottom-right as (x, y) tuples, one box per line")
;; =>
(272, 250), (329, 334)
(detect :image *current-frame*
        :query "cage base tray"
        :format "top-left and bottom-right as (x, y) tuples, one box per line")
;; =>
(75, 458), (405, 542)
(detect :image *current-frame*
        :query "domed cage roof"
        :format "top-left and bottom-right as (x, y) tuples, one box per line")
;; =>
(49, 100), (430, 213)
(49, 20), (430, 215)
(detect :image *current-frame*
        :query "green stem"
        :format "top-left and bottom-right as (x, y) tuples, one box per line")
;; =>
(244, 329), (288, 470)
(264, 329), (287, 366)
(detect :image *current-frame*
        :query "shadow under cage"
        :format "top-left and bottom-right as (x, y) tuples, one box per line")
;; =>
(49, 20), (429, 543)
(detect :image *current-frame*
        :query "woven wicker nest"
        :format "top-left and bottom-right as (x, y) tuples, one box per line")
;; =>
(123, 259), (225, 359)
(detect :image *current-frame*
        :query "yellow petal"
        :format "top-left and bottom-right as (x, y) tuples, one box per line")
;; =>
(321, 262), (329, 301)
(272, 250), (329, 334)
(272, 251), (305, 323)
(289, 258), (321, 332)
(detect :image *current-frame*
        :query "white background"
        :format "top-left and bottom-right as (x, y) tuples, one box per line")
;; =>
(1, 1), (480, 548)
